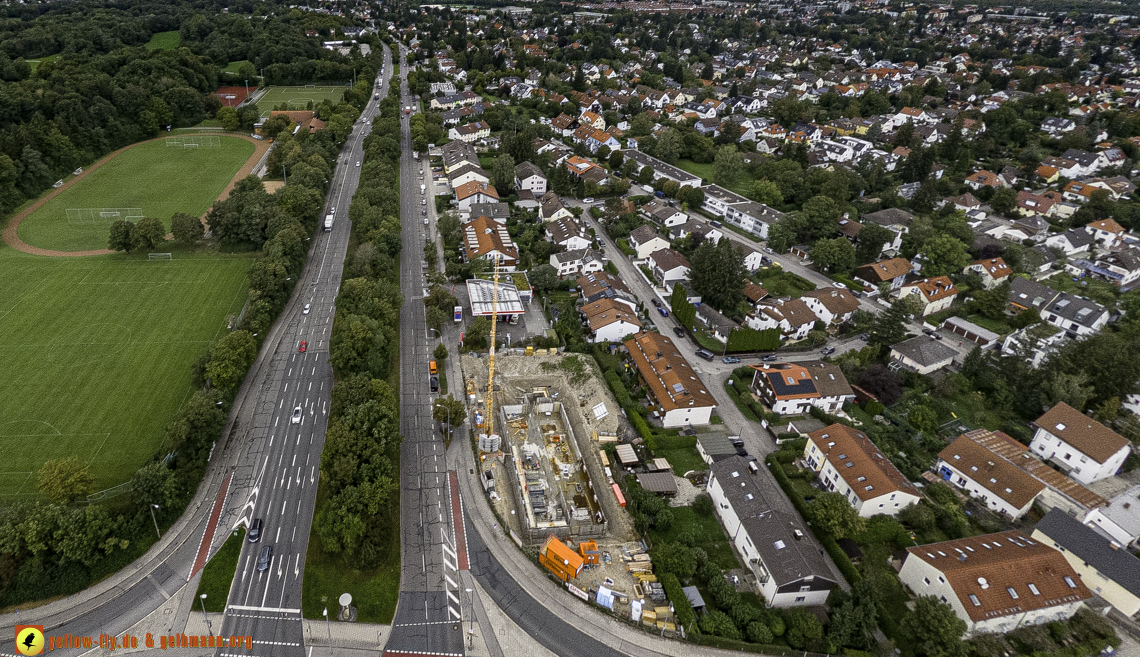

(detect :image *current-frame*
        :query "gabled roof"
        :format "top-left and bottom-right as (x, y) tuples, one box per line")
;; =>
(854, 257), (911, 283)
(455, 180), (499, 201)
(648, 248), (691, 273)
(968, 258), (1012, 281)
(623, 332), (715, 413)
(901, 276), (958, 302)
(939, 433), (1044, 511)
(891, 335), (958, 367)
(1034, 402), (1129, 464)
(802, 287), (860, 315)
(1034, 509), (1140, 598)
(905, 530), (1091, 623)
(1088, 218), (1125, 234)
(861, 207), (915, 228)
(582, 298), (641, 332)
(808, 423), (917, 501)
(515, 161), (546, 181)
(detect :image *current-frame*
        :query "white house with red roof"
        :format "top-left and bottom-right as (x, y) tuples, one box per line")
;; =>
(898, 276), (959, 316)
(1030, 402), (1131, 485)
(963, 258), (1013, 290)
(803, 424), (921, 517)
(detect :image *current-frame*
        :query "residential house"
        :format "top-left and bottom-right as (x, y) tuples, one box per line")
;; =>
(546, 217), (591, 251)
(462, 216), (518, 270)
(801, 287), (860, 326)
(1032, 509), (1140, 617)
(1087, 248), (1140, 287)
(623, 332), (716, 427)
(448, 120), (491, 143)
(898, 276), (959, 316)
(1041, 292), (1110, 337)
(745, 298), (820, 340)
(1016, 191), (1057, 218)
(1044, 228), (1095, 256)
(707, 456), (839, 606)
(736, 244), (766, 273)
(448, 163), (491, 189)
(1086, 218), (1126, 249)
(1030, 402), (1131, 485)
(965, 170), (1008, 190)
(464, 203), (509, 225)
(647, 249), (692, 288)
(897, 531), (1091, 636)
(582, 298), (641, 343)
(627, 225), (671, 261)
(936, 429), (1106, 521)
(860, 208), (912, 254)
(854, 258), (911, 291)
(889, 336), (958, 375)
(701, 185), (784, 239)
(695, 304), (737, 344)
(964, 258), (1013, 290)
(622, 149), (702, 188)
(515, 162), (548, 195)
(1082, 485), (1140, 550)
(750, 361), (855, 416)
(803, 424), (921, 517)
(551, 249), (604, 278)
(455, 181), (500, 211)
(577, 271), (637, 312)
(640, 200), (688, 228)
(539, 192), (573, 223)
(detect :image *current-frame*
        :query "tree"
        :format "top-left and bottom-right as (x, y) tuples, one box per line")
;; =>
(1043, 372), (1094, 411)
(131, 217), (167, 253)
(809, 492), (866, 538)
(898, 596), (968, 657)
(650, 541), (697, 580)
(432, 394), (465, 431)
(700, 610), (741, 640)
(752, 179), (783, 206)
(784, 607), (824, 649)
(108, 219), (135, 252)
(205, 330), (259, 391)
(857, 364), (903, 405)
(131, 461), (177, 508)
(37, 457), (95, 504)
(810, 237), (856, 274)
(989, 187), (1017, 217)
(689, 238), (747, 312)
(171, 212), (204, 244)
(528, 264), (559, 292)
(921, 235), (971, 277)
(608, 151), (624, 171)
(713, 145), (745, 185)
(854, 223), (893, 265)
(216, 106), (240, 131)
(801, 195), (843, 240)
(656, 128), (681, 164)
(828, 599), (878, 649)
(491, 153), (515, 195)
(869, 299), (912, 349)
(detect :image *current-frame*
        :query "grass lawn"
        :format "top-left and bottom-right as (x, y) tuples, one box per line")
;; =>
(964, 314), (1012, 336)
(649, 505), (738, 570)
(657, 446), (707, 474)
(301, 480), (401, 623)
(196, 527), (246, 612)
(223, 60), (254, 74)
(25, 54), (59, 72)
(145, 31), (181, 50)
(692, 328), (724, 353)
(18, 136), (254, 252)
(0, 248), (252, 497)
(1041, 272), (1121, 309)
(754, 270), (814, 298)
(256, 86), (351, 118)
(674, 159), (751, 197)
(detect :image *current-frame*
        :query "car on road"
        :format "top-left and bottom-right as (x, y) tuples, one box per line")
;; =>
(422, 209), (427, 216)
(762, 354), (779, 362)
(257, 545), (272, 571)
(820, 346), (836, 355)
(672, 326), (686, 338)
(922, 328), (943, 340)
(302, 303), (311, 315)
(298, 340), (307, 352)
(291, 406), (302, 424)
(356, 161), (360, 167)
(651, 298), (662, 308)
(430, 376), (439, 393)
(422, 199), (426, 205)
(424, 217), (428, 225)
(331, 207), (336, 214)
(722, 356), (741, 364)
(657, 306), (668, 317)
(248, 519), (263, 543)
(695, 348), (715, 361)
(583, 197), (595, 204)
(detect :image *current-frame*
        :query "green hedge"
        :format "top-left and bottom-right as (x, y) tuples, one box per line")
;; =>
(767, 458), (860, 584)
(671, 285), (696, 330)
(725, 326), (781, 352)
(660, 573), (695, 630)
(689, 633), (800, 654)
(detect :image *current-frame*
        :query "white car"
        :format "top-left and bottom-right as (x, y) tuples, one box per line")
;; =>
(291, 406), (303, 424)
(424, 217), (429, 225)
(583, 197), (595, 203)
(421, 199), (426, 205)
(356, 161), (361, 167)
(302, 303), (311, 315)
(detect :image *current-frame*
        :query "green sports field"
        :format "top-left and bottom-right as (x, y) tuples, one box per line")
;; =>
(0, 248), (252, 499)
(18, 136), (254, 252)
(255, 85), (350, 118)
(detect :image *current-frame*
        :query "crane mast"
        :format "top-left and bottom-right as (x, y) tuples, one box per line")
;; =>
(483, 255), (500, 448)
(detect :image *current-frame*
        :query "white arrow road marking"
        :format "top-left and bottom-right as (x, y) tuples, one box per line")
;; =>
(294, 554), (300, 579)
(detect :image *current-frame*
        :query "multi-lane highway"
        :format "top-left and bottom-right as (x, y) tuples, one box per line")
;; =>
(215, 44), (396, 656)
(381, 46), (467, 657)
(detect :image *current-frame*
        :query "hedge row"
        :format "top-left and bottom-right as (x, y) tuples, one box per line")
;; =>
(766, 458), (860, 585)
(725, 326), (780, 352)
(660, 572), (695, 630)
(603, 369), (656, 449)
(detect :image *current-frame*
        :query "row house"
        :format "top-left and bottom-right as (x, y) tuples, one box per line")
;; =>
(803, 423), (921, 518)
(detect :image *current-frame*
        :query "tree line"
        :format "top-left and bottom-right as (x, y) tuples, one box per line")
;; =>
(313, 77), (404, 568)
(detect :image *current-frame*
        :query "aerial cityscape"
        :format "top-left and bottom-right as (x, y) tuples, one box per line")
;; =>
(2, 0), (1140, 656)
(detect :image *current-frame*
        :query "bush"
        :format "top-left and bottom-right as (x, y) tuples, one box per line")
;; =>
(725, 326), (781, 352)
(660, 572), (695, 629)
(692, 494), (714, 517)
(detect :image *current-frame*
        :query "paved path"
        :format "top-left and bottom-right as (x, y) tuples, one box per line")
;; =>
(2, 133), (270, 257)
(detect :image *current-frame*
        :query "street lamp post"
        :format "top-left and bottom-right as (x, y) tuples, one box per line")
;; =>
(465, 588), (474, 650)
(323, 608), (332, 657)
(200, 594), (212, 636)
(149, 505), (161, 540)
(428, 327), (440, 340)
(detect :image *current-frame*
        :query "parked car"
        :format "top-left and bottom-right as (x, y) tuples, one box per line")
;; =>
(248, 519), (263, 543)
(430, 376), (439, 393)
(583, 197), (595, 204)
(672, 326), (687, 338)
(657, 306), (668, 317)
(762, 354), (779, 362)
(722, 356), (741, 364)
(695, 348), (715, 361)
(651, 298), (662, 307)
(821, 346), (836, 355)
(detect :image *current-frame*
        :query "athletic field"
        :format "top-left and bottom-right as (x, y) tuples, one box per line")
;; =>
(17, 136), (254, 252)
(255, 85), (351, 118)
(0, 248), (252, 498)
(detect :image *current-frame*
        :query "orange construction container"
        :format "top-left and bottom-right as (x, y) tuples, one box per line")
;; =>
(538, 535), (583, 583)
(577, 539), (600, 565)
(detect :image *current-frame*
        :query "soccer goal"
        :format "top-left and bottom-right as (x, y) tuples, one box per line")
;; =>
(66, 208), (143, 225)
(148, 253), (173, 261)
(164, 135), (221, 149)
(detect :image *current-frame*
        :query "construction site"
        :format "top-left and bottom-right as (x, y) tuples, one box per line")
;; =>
(459, 262), (675, 632)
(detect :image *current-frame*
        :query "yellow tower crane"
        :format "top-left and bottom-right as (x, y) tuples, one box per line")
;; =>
(482, 255), (501, 451)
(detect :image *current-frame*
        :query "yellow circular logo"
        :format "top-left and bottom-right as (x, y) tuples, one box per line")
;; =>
(15, 626), (44, 656)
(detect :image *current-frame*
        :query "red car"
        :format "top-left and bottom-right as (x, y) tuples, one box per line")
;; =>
(298, 340), (307, 353)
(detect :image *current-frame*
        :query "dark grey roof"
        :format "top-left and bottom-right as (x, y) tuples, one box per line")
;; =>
(515, 161), (545, 181)
(1059, 228), (1095, 248)
(637, 472), (678, 494)
(681, 585), (706, 609)
(1034, 508), (1140, 598)
(697, 433), (738, 459)
(1008, 278), (1060, 311)
(763, 369), (818, 397)
(697, 303), (737, 333)
(1044, 292), (1107, 327)
(710, 456), (839, 589)
(890, 335), (958, 367)
(468, 202), (510, 220)
(861, 207), (915, 228)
